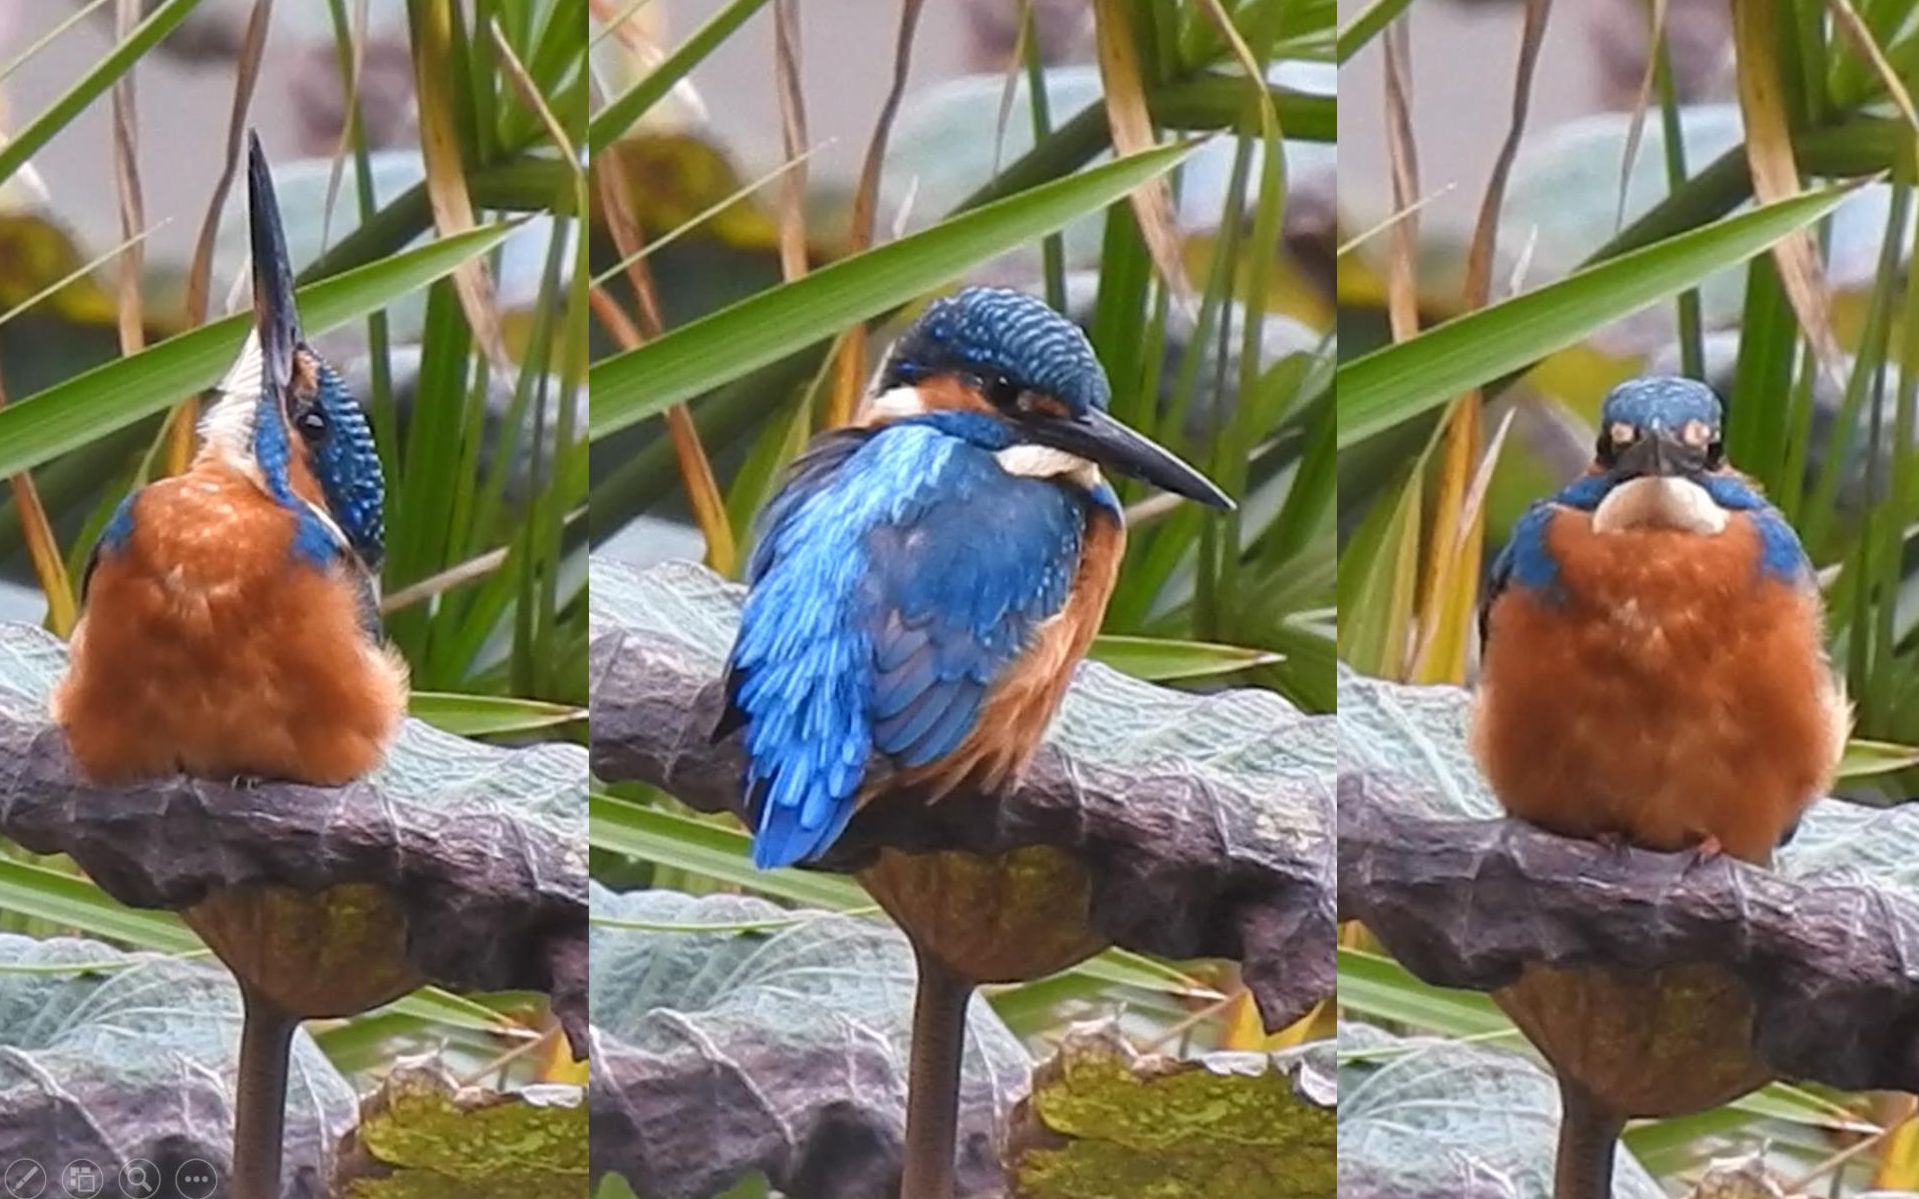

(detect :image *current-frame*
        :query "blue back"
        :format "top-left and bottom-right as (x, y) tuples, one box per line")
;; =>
(726, 411), (1089, 867)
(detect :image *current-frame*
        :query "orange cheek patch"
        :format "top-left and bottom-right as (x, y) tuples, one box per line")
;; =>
(291, 349), (320, 393)
(284, 430), (328, 511)
(914, 375), (998, 416)
(1472, 508), (1839, 864)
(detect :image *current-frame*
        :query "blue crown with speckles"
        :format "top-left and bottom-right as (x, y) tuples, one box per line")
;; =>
(1602, 376), (1724, 432)
(880, 287), (1110, 415)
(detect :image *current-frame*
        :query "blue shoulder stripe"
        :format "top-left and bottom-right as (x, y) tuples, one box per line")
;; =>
(81, 493), (139, 601)
(1700, 475), (1812, 584)
(1482, 475), (1610, 639)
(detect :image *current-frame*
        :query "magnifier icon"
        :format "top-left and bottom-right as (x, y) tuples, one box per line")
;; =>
(117, 1164), (152, 1197)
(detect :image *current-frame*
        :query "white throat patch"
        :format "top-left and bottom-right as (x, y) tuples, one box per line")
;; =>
(199, 328), (267, 482)
(995, 444), (1102, 491)
(1591, 475), (1729, 536)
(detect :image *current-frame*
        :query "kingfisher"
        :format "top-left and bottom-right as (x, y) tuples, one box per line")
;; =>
(1472, 376), (1849, 865)
(716, 287), (1234, 869)
(51, 132), (406, 786)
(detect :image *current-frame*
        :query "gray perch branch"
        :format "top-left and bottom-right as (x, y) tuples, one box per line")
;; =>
(0, 624), (588, 1055)
(587, 558), (1336, 1031)
(1339, 770), (1919, 1093)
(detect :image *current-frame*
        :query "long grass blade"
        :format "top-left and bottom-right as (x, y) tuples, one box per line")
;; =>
(1336, 182), (1862, 449)
(413, 0), (514, 379)
(0, 0), (201, 189)
(824, 0), (926, 428)
(1336, 0), (1416, 63)
(1406, 0), (1550, 686)
(171, 0), (276, 478)
(0, 222), (519, 479)
(591, 140), (1199, 439)
(588, 0), (773, 154)
(1093, 0), (1191, 309)
(1733, 0), (1844, 384)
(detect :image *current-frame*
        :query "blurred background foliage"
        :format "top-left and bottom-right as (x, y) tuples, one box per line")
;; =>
(0, 0), (586, 1127)
(586, 0), (1334, 1194)
(1337, 0), (1919, 1192)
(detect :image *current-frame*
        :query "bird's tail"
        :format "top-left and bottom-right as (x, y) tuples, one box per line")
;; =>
(749, 780), (858, 870)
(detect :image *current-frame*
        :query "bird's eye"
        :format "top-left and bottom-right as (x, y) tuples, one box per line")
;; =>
(1596, 421), (1637, 467)
(1705, 439), (1725, 469)
(980, 373), (1021, 409)
(296, 407), (328, 442)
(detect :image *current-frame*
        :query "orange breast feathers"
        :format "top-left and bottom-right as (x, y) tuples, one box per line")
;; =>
(1471, 507), (1847, 864)
(51, 464), (408, 786)
(892, 508), (1126, 802)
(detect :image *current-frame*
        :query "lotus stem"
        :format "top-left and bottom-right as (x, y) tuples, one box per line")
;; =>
(231, 980), (298, 1199)
(1554, 1075), (1626, 1199)
(900, 941), (973, 1199)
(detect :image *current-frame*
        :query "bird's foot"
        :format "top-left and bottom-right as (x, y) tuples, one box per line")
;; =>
(227, 774), (265, 791)
(1683, 834), (1724, 870)
(1593, 830), (1634, 861)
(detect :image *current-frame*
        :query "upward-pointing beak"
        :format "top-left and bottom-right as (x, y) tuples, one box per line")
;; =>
(1026, 407), (1236, 510)
(247, 129), (301, 395)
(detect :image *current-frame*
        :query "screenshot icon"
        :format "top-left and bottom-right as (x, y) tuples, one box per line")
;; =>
(57, 1163), (98, 1199)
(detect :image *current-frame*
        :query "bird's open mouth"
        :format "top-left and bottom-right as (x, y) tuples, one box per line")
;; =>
(1590, 476), (1729, 536)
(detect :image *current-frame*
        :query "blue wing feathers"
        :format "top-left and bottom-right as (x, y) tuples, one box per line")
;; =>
(728, 419), (1086, 867)
(877, 680), (984, 768)
(743, 428), (873, 584)
(872, 640), (938, 718)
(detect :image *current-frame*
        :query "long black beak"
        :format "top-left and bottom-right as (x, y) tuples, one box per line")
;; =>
(1612, 427), (1706, 480)
(247, 129), (300, 394)
(1027, 407), (1235, 510)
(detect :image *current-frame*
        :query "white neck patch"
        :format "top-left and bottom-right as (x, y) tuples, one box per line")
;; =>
(859, 384), (928, 423)
(1591, 475), (1729, 536)
(995, 444), (1103, 491)
(199, 329), (268, 485)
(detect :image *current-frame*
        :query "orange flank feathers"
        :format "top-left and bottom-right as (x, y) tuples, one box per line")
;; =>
(1472, 507), (1847, 864)
(893, 506), (1125, 802)
(51, 463), (408, 786)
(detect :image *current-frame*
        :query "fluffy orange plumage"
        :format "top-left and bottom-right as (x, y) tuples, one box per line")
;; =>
(1472, 506), (1847, 864)
(51, 462), (408, 786)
